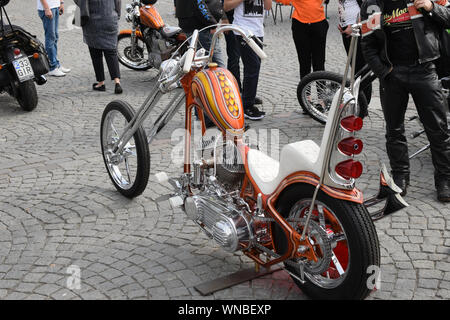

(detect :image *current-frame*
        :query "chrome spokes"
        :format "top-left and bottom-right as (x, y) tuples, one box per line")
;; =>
(102, 110), (138, 190)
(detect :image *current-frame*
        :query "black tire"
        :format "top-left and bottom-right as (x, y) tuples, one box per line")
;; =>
(117, 33), (153, 71)
(273, 183), (380, 300)
(16, 80), (38, 111)
(297, 71), (369, 124)
(100, 100), (150, 198)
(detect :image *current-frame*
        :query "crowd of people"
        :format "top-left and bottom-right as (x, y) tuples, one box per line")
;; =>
(36, 0), (450, 202)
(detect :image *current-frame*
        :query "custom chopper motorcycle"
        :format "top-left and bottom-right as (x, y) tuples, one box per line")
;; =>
(0, 0), (49, 111)
(100, 24), (408, 299)
(117, 0), (186, 71)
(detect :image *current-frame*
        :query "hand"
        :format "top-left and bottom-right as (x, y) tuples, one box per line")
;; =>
(59, 4), (64, 15)
(414, 0), (433, 12)
(44, 8), (53, 19)
(210, 28), (216, 34)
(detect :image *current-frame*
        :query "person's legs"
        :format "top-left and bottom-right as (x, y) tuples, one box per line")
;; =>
(198, 30), (226, 68)
(38, 9), (59, 71)
(379, 66), (411, 180)
(292, 19), (311, 79)
(237, 35), (262, 118)
(409, 63), (450, 189)
(53, 7), (60, 69)
(88, 47), (105, 83)
(225, 31), (242, 91)
(103, 48), (121, 81)
(310, 19), (328, 73)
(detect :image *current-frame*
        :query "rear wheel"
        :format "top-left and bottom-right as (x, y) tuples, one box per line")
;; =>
(16, 80), (38, 111)
(297, 71), (368, 124)
(100, 100), (150, 198)
(117, 33), (153, 71)
(273, 183), (380, 300)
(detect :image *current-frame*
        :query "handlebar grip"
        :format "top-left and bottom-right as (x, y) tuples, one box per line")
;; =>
(246, 37), (267, 60)
(182, 47), (195, 74)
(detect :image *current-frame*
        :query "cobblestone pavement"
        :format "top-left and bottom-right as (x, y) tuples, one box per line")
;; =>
(0, 0), (448, 300)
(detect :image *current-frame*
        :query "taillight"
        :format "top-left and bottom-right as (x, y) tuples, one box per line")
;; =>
(13, 48), (21, 56)
(33, 53), (40, 59)
(338, 137), (363, 156)
(341, 115), (363, 132)
(335, 160), (363, 179)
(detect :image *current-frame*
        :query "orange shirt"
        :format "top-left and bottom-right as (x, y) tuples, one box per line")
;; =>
(276, 0), (326, 24)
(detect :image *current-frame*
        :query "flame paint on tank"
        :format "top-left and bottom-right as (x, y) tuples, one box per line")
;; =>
(192, 67), (245, 135)
(140, 5), (164, 29)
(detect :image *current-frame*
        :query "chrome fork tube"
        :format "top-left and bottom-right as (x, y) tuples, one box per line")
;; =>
(146, 88), (185, 144)
(114, 85), (163, 154)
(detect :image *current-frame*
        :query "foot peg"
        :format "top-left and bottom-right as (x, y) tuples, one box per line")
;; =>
(364, 164), (409, 220)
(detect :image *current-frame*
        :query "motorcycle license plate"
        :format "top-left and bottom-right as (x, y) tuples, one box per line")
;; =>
(13, 57), (34, 82)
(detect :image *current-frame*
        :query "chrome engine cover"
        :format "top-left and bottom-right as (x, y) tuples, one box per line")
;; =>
(184, 195), (252, 252)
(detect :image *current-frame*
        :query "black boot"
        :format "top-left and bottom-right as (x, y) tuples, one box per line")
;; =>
(436, 180), (450, 202)
(393, 174), (409, 197)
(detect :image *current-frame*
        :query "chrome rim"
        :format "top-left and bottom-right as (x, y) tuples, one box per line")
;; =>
(102, 110), (138, 190)
(288, 199), (350, 289)
(117, 36), (152, 69)
(302, 79), (342, 122)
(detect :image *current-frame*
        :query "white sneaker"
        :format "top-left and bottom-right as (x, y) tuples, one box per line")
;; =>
(59, 66), (71, 73)
(48, 68), (66, 77)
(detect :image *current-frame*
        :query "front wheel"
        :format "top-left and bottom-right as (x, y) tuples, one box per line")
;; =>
(117, 33), (153, 71)
(273, 183), (380, 300)
(16, 80), (38, 111)
(297, 71), (369, 124)
(100, 100), (150, 198)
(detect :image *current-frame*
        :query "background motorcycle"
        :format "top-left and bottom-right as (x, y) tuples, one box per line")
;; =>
(117, 0), (186, 71)
(0, 0), (49, 111)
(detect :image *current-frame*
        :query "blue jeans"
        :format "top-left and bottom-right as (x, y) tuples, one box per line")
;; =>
(186, 30), (225, 68)
(38, 8), (60, 71)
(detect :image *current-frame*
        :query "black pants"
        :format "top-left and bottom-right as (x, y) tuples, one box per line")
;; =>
(236, 36), (263, 110)
(225, 30), (242, 92)
(292, 19), (328, 79)
(380, 62), (450, 185)
(88, 47), (120, 82)
(342, 34), (372, 104)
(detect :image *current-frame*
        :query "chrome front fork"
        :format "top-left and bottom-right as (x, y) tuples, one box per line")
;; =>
(112, 86), (185, 156)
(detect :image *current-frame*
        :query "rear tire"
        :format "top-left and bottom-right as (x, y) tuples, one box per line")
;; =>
(16, 80), (38, 111)
(297, 71), (369, 124)
(273, 183), (380, 300)
(100, 100), (150, 198)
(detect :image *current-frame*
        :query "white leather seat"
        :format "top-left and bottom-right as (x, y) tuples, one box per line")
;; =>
(247, 140), (320, 195)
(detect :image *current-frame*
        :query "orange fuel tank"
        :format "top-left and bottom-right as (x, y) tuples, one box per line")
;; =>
(191, 65), (245, 135)
(140, 5), (164, 29)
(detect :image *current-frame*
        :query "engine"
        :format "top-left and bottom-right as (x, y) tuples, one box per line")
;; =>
(184, 193), (253, 252)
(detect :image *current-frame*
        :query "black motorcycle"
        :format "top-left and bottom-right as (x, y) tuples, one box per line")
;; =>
(0, 0), (49, 111)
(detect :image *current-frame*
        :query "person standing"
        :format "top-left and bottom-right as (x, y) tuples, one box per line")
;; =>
(76, 0), (122, 94)
(223, 0), (271, 120)
(37, 0), (71, 77)
(337, 0), (372, 104)
(277, 0), (328, 79)
(175, 0), (226, 67)
(360, 0), (450, 202)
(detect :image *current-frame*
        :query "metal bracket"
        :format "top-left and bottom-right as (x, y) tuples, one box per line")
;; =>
(364, 164), (409, 220)
(194, 265), (281, 296)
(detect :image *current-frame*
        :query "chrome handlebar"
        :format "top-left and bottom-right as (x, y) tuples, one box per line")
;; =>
(158, 25), (267, 93)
